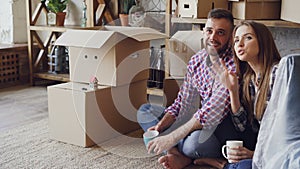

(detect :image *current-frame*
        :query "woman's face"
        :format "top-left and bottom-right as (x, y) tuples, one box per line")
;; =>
(233, 25), (259, 64)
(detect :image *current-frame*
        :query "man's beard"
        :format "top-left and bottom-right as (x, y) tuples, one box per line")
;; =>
(205, 40), (230, 58)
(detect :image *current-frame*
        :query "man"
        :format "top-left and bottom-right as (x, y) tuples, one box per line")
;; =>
(137, 8), (238, 169)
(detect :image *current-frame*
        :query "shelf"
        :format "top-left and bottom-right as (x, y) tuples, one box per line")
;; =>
(26, 0), (106, 85)
(34, 72), (70, 82)
(171, 17), (300, 28)
(29, 25), (102, 32)
(147, 88), (164, 96)
(252, 20), (300, 28)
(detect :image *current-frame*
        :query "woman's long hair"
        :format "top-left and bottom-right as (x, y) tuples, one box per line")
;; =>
(233, 21), (281, 122)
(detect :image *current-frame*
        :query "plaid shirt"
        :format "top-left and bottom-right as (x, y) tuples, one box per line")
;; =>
(165, 48), (235, 129)
(230, 64), (279, 132)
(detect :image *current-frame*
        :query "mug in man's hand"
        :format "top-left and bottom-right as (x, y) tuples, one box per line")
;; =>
(221, 140), (243, 163)
(143, 130), (159, 149)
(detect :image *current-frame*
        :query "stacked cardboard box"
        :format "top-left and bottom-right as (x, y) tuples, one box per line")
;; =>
(168, 31), (204, 77)
(163, 77), (184, 107)
(48, 26), (167, 147)
(178, 0), (229, 18)
(230, 0), (281, 19)
(177, 0), (281, 20)
(281, 0), (300, 24)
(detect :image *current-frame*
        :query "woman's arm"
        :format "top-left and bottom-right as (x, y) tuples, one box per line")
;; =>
(215, 60), (248, 132)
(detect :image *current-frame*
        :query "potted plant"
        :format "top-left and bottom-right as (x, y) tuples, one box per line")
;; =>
(46, 0), (69, 26)
(119, 0), (135, 26)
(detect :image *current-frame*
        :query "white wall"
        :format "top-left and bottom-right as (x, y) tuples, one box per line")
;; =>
(0, 0), (13, 44)
(0, 0), (85, 44)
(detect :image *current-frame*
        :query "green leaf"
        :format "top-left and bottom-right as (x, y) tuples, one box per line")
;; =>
(46, 0), (69, 13)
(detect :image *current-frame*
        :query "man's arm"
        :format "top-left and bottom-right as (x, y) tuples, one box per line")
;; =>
(169, 116), (202, 143)
(149, 112), (176, 133)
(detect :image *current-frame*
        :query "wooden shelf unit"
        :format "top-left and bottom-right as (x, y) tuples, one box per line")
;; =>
(164, 0), (300, 79)
(161, 0), (300, 98)
(171, 17), (300, 28)
(165, 0), (300, 35)
(25, 0), (106, 85)
(147, 88), (164, 97)
(34, 72), (70, 82)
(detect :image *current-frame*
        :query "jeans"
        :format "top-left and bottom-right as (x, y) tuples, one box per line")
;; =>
(137, 103), (244, 159)
(137, 103), (165, 132)
(223, 159), (252, 169)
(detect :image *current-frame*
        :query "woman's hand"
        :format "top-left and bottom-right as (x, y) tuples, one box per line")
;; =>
(228, 146), (254, 163)
(212, 60), (239, 92)
(219, 69), (238, 92)
(147, 134), (176, 155)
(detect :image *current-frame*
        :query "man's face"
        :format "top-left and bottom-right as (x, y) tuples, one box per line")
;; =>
(204, 18), (232, 57)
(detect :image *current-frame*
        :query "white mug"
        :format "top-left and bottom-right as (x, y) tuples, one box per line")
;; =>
(221, 140), (243, 163)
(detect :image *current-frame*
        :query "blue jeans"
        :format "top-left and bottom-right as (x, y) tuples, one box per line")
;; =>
(223, 159), (252, 169)
(137, 103), (242, 159)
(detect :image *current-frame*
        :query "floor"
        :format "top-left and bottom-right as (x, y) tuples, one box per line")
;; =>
(0, 84), (164, 132)
(0, 85), (49, 132)
(0, 84), (215, 169)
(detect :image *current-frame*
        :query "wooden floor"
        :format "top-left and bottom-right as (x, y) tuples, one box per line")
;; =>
(0, 85), (48, 132)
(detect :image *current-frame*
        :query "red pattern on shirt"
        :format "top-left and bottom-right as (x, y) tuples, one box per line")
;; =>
(165, 48), (235, 129)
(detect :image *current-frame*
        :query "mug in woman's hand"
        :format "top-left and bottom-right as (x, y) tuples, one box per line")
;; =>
(221, 140), (243, 163)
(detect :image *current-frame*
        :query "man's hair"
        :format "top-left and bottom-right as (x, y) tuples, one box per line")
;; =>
(207, 8), (234, 29)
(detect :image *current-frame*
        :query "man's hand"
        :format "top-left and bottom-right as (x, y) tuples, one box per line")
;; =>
(148, 112), (175, 133)
(147, 134), (176, 154)
(148, 117), (202, 155)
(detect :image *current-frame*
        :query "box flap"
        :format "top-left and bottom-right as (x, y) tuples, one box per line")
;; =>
(55, 30), (115, 49)
(170, 30), (204, 53)
(104, 26), (168, 41)
(51, 82), (109, 92)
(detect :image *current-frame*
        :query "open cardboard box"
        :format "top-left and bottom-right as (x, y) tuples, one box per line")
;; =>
(48, 80), (147, 147)
(168, 30), (204, 77)
(55, 26), (167, 86)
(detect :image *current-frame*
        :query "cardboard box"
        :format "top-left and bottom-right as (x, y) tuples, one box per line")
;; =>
(163, 77), (201, 109)
(281, 0), (300, 24)
(163, 77), (184, 107)
(178, 0), (229, 18)
(48, 80), (147, 147)
(230, 0), (281, 19)
(55, 26), (167, 86)
(168, 31), (204, 77)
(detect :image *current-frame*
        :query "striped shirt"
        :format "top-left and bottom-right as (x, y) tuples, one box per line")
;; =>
(165, 48), (235, 129)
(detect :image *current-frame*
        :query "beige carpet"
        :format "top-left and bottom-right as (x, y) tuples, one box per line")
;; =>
(0, 118), (163, 169)
(0, 86), (214, 169)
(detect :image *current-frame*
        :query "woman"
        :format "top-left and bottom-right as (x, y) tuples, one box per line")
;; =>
(194, 20), (281, 169)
